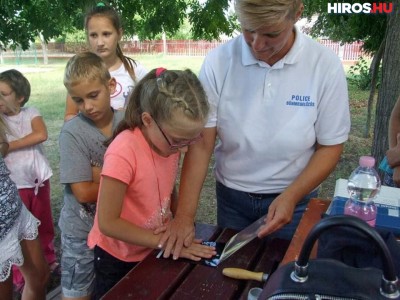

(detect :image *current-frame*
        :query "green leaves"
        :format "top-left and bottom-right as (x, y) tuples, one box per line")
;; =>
(303, 0), (387, 54)
(348, 57), (381, 90)
(0, 0), (238, 49)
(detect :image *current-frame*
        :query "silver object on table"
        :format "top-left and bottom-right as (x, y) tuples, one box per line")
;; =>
(219, 216), (265, 263)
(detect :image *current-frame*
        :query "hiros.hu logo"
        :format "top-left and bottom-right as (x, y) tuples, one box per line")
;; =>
(327, 2), (393, 14)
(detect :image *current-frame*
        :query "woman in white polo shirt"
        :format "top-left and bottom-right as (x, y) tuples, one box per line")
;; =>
(158, 0), (350, 259)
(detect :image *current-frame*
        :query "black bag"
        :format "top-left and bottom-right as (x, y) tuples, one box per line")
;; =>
(259, 215), (400, 300)
(317, 222), (400, 278)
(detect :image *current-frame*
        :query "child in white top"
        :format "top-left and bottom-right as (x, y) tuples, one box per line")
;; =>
(0, 94), (49, 300)
(0, 69), (57, 293)
(64, 3), (147, 120)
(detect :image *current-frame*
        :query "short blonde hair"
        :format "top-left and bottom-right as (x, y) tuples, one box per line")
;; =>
(235, 0), (302, 30)
(64, 52), (111, 89)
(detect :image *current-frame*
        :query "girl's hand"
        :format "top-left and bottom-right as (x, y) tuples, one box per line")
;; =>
(179, 239), (216, 261)
(153, 225), (167, 235)
(158, 216), (195, 260)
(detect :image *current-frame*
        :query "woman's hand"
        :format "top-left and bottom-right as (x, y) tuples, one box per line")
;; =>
(257, 194), (296, 238)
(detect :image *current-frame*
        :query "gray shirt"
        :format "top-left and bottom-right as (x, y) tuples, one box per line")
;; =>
(58, 110), (124, 238)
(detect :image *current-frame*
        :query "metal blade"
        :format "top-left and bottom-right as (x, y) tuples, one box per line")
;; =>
(219, 216), (265, 263)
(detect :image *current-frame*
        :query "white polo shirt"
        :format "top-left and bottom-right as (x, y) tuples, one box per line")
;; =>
(199, 26), (350, 194)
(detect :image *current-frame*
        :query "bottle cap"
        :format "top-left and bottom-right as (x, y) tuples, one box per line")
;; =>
(359, 156), (375, 168)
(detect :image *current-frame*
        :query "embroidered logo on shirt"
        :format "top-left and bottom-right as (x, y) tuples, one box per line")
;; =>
(111, 82), (123, 98)
(286, 95), (315, 107)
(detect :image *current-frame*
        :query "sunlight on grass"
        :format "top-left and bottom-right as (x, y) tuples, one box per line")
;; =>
(133, 54), (204, 74)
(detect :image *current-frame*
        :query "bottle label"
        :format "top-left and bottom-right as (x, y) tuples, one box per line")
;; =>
(366, 219), (376, 227)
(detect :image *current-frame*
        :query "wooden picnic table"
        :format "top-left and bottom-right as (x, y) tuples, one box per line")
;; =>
(101, 198), (330, 300)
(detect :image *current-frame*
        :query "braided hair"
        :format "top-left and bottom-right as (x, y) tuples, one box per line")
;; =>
(109, 68), (209, 144)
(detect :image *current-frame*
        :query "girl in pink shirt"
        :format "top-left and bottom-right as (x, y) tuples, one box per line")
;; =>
(88, 68), (215, 299)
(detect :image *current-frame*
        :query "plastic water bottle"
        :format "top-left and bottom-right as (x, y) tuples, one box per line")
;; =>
(344, 156), (380, 226)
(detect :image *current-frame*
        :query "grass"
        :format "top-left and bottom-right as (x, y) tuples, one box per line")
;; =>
(0, 55), (371, 264)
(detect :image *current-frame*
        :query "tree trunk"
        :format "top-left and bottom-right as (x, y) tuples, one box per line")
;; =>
(364, 37), (385, 138)
(162, 31), (167, 55)
(38, 32), (48, 65)
(372, 0), (400, 170)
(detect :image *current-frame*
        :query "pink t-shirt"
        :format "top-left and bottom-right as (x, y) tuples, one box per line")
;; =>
(88, 128), (179, 262)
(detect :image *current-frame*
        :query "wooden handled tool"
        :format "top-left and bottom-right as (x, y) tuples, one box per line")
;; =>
(222, 268), (269, 282)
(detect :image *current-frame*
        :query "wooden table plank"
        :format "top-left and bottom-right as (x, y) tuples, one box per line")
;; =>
(238, 238), (290, 300)
(280, 198), (330, 265)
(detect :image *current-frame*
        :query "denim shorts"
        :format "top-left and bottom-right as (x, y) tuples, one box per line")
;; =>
(60, 233), (94, 298)
(216, 181), (318, 240)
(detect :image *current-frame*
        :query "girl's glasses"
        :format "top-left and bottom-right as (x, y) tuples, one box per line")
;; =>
(153, 118), (202, 150)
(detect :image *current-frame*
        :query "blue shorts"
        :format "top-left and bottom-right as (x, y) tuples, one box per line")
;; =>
(60, 233), (94, 298)
(216, 181), (318, 240)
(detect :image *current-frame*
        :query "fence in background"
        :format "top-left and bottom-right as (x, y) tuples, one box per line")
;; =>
(1, 39), (365, 64)
(317, 39), (364, 61)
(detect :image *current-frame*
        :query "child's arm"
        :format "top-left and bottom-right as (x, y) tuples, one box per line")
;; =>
(97, 176), (216, 260)
(388, 96), (400, 149)
(386, 133), (400, 168)
(64, 94), (79, 121)
(8, 116), (47, 152)
(92, 166), (102, 184)
(387, 133), (400, 186)
(0, 131), (9, 157)
(70, 180), (100, 204)
(70, 166), (101, 204)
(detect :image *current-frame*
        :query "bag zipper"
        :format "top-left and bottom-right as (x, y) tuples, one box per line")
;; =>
(267, 294), (358, 300)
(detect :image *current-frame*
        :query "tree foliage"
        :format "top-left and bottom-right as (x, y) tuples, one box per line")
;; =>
(302, 0), (387, 54)
(0, 0), (80, 50)
(0, 0), (237, 50)
(372, 0), (400, 167)
(303, 0), (400, 147)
